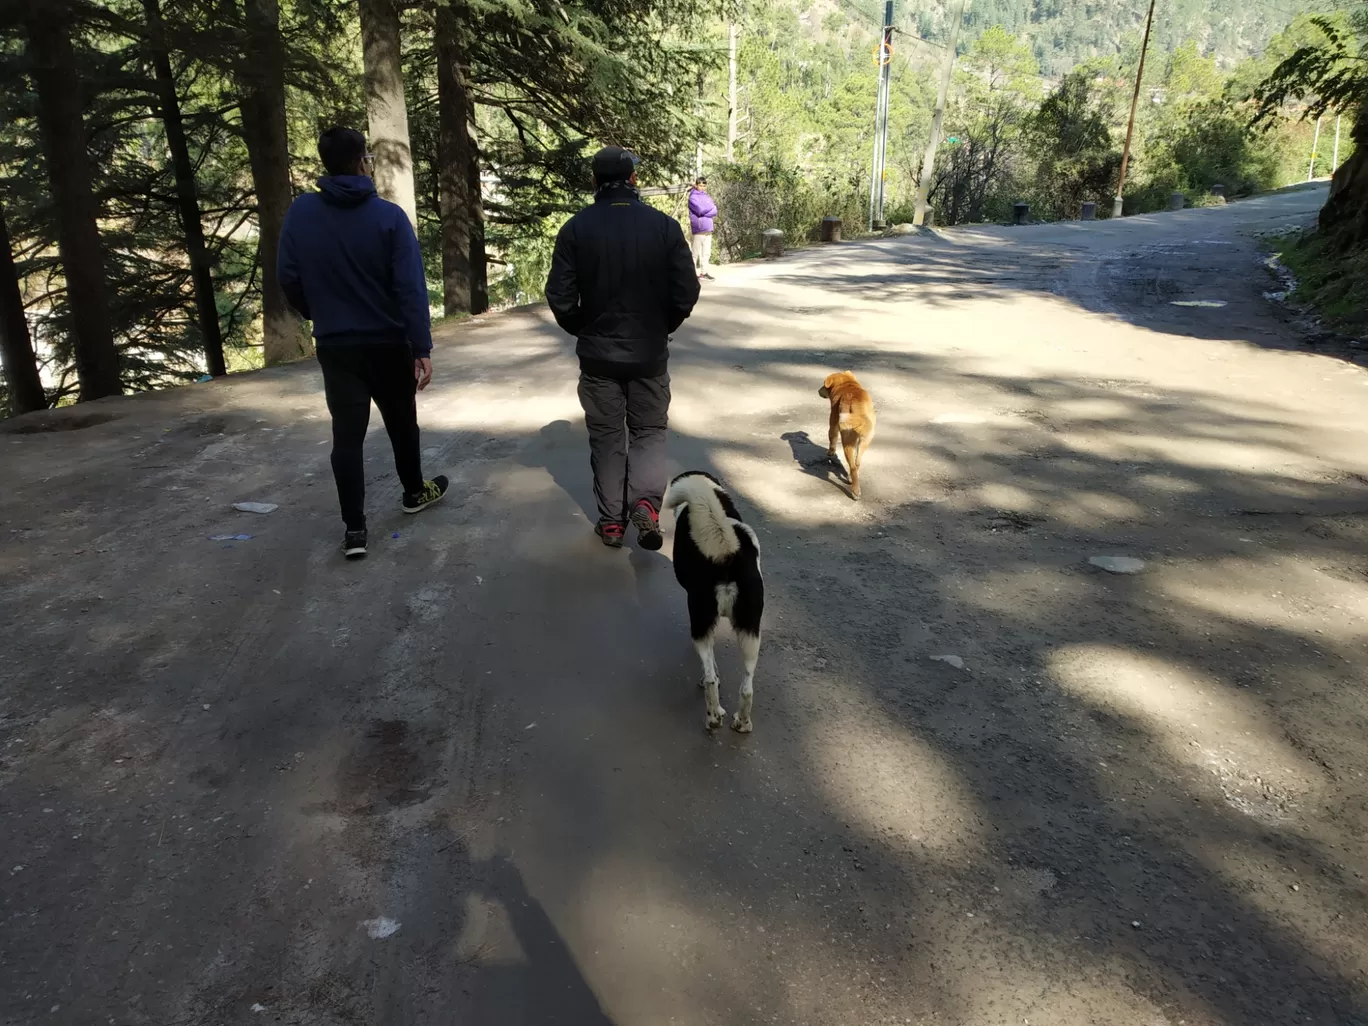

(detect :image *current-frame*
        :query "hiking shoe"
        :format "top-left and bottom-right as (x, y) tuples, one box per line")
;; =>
(595, 521), (626, 548)
(342, 528), (368, 559)
(630, 500), (663, 551)
(402, 475), (449, 514)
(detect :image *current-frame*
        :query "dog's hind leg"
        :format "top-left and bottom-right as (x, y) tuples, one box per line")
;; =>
(689, 591), (724, 730)
(842, 433), (862, 500)
(694, 634), (725, 730)
(732, 630), (760, 733)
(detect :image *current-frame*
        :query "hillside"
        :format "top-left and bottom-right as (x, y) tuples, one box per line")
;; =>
(800, 0), (1307, 77)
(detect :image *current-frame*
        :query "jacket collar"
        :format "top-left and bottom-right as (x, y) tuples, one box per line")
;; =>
(594, 181), (640, 203)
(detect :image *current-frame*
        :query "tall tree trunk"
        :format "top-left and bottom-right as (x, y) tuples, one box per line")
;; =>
(0, 199), (46, 414)
(435, 2), (472, 316)
(143, 0), (226, 377)
(239, 0), (310, 365)
(467, 119), (488, 315)
(24, 2), (122, 402)
(726, 22), (738, 161)
(359, 0), (418, 227)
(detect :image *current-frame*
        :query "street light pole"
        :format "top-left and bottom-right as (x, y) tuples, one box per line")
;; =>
(1112, 0), (1157, 219)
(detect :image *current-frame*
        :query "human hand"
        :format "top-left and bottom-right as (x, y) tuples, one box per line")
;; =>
(415, 357), (433, 391)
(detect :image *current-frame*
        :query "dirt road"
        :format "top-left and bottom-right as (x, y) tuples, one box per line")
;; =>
(5, 185), (1368, 1026)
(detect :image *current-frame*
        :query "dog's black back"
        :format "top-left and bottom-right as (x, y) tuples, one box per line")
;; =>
(670, 478), (764, 639)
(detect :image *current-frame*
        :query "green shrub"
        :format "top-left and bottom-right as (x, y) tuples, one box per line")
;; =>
(708, 161), (866, 260)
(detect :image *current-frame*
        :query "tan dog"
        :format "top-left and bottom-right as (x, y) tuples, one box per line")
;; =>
(819, 371), (876, 500)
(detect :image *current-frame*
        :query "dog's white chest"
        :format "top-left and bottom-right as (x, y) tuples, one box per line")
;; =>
(715, 583), (739, 619)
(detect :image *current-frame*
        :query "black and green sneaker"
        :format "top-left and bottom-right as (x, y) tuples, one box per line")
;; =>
(630, 500), (663, 551)
(402, 475), (450, 514)
(342, 528), (368, 559)
(595, 521), (626, 548)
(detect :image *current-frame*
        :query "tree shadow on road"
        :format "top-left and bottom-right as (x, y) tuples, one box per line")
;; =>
(7, 202), (1368, 1025)
(503, 330), (1368, 1026)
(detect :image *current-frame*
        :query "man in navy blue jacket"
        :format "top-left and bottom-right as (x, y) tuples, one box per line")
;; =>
(279, 127), (448, 559)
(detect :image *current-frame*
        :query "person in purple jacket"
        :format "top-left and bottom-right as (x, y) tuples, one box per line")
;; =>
(687, 177), (718, 280)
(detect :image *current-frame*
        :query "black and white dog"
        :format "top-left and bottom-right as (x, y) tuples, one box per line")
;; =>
(662, 471), (764, 733)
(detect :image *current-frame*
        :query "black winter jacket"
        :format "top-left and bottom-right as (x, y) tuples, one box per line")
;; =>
(545, 187), (701, 379)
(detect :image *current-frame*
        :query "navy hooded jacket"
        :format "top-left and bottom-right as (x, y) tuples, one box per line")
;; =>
(277, 175), (432, 356)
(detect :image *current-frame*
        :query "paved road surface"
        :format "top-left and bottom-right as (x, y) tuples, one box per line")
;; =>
(5, 185), (1368, 1026)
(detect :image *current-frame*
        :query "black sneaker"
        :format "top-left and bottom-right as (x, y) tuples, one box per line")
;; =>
(630, 500), (663, 551)
(595, 521), (626, 548)
(342, 528), (368, 559)
(402, 475), (449, 514)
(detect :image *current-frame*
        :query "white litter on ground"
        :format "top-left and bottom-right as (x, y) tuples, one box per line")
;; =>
(930, 655), (965, 670)
(1170, 300), (1227, 308)
(233, 502), (278, 514)
(1089, 556), (1146, 574)
(362, 916), (401, 939)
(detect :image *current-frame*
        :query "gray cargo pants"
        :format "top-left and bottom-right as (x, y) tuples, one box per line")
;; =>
(576, 371), (671, 526)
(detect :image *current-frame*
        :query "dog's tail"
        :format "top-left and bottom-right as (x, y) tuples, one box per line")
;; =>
(663, 472), (741, 561)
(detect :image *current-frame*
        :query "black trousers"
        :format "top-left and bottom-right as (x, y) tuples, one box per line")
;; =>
(577, 371), (670, 526)
(318, 344), (424, 531)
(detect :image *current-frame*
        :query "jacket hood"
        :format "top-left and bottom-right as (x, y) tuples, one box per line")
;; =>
(317, 175), (377, 207)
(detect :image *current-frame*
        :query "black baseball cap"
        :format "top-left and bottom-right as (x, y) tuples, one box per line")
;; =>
(592, 145), (640, 182)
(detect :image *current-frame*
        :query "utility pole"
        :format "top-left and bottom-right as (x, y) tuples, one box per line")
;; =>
(1308, 115), (1322, 181)
(1112, 0), (1156, 219)
(913, 0), (966, 227)
(868, 1), (895, 231)
(726, 22), (739, 161)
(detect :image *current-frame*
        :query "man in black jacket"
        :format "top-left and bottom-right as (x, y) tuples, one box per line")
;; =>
(545, 147), (701, 549)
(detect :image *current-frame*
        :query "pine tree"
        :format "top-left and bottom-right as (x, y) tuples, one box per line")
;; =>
(360, 0), (419, 225)
(22, 0), (123, 401)
(238, 0), (311, 365)
(0, 197), (46, 415)
(142, 0), (226, 377)
(434, 0), (478, 316)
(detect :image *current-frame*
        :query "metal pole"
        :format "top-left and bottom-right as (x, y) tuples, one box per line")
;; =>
(1112, 0), (1157, 219)
(1308, 115), (1322, 181)
(867, 90), (881, 230)
(913, 0), (967, 226)
(868, 1), (894, 230)
(867, 80), (885, 230)
(1333, 113), (1341, 170)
